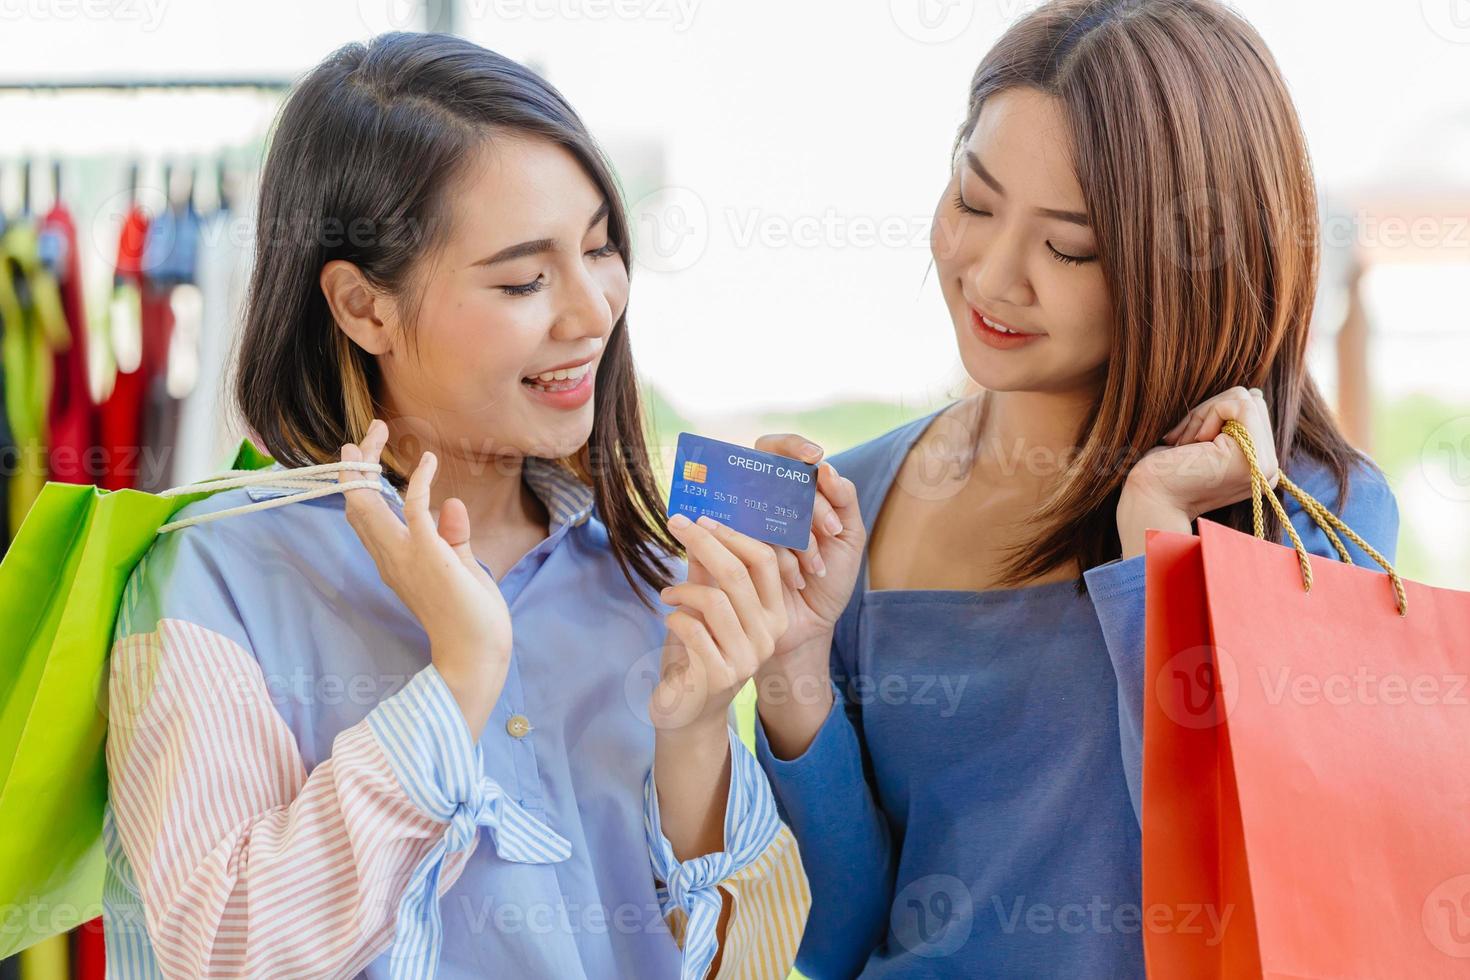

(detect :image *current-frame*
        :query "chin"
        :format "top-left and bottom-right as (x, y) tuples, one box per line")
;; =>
(524, 409), (595, 460)
(955, 340), (1039, 393)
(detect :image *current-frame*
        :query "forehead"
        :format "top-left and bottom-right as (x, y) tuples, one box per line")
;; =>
(962, 87), (1083, 207)
(449, 136), (605, 237)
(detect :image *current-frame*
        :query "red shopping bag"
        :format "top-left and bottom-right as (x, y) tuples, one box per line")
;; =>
(1142, 422), (1470, 978)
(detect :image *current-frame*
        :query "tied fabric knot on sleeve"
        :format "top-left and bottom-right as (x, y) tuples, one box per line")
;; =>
(644, 725), (783, 980)
(367, 665), (573, 980)
(103, 453), (809, 977)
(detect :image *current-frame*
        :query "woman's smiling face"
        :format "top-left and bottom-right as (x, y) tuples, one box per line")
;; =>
(372, 135), (630, 462)
(931, 87), (1114, 396)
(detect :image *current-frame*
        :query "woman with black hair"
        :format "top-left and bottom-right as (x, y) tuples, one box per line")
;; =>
(101, 33), (811, 980)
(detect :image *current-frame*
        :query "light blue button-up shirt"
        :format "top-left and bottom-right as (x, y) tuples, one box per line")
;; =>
(101, 455), (783, 979)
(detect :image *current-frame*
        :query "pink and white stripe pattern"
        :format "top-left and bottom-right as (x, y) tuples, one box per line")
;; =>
(105, 618), (502, 978)
(105, 614), (810, 979)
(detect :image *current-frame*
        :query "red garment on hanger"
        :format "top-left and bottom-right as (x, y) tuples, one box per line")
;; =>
(39, 203), (98, 485)
(98, 206), (174, 492)
(114, 206), (147, 280)
(70, 919), (105, 980)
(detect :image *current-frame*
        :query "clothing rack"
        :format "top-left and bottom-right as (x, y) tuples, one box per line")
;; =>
(1, 81), (282, 977)
(0, 78), (290, 219)
(0, 77), (294, 91)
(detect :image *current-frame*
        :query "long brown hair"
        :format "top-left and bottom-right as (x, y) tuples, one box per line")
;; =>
(232, 32), (678, 599)
(959, 0), (1374, 586)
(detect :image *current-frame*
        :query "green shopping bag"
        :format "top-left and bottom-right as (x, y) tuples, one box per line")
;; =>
(0, 438), (275, 958)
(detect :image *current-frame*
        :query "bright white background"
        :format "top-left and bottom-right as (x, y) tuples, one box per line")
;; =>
(3, 0), (1467, 412)
(2, 0), (1467, 585)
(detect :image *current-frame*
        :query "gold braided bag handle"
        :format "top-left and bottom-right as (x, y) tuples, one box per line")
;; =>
(1220, 420), (1407, 617)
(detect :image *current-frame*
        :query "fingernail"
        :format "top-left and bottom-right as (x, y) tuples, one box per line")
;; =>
(823, 513), (843, 536)
(669, 513), (691, 528)
(801, 442), (822, 462)
(696, 516), (721, 530)
(813, 553), (827, 578)
(795, 572), (807, 590)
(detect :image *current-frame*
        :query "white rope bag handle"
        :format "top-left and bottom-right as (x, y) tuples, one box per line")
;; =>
(155, 460), (390, 533)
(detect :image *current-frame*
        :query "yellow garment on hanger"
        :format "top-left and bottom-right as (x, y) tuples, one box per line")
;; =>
(16, 933), (68, 980)
(0, 220), (66, 537)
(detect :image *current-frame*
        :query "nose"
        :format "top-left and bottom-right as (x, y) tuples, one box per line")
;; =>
(551, 261), (615, 343)
(967, 226), (1035, 309)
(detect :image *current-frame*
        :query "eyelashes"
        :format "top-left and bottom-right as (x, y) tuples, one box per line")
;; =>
(498, 241), (621, 297)
(951, 190), (1098, 266)
(1047, 243), (1090, 266)
(501, 277), (543, 297)
(952, 189), (987, 217)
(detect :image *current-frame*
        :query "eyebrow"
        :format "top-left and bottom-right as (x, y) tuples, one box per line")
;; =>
(471, 200), (612, 267)
(964, 151), (1091, 227)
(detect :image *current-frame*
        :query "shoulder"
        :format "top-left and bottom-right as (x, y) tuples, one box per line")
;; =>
(829, 405), (950, 497)
(1282, 448), (1399, 565)
(116, 484), (337, 649)
(1285, 449), (1396, 519)
(825, 404), (960, 540)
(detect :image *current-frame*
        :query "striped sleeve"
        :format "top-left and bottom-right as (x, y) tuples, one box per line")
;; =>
(104, 617), (480, 979)
(707, 825), (810, 980)
(645, 725), (811, 980)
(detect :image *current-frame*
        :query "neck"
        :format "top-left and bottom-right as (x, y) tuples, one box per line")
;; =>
(970, 386), (1099, 484)
(388, 431), (547, 538)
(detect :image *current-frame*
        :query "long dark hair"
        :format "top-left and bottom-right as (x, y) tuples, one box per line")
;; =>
(232, 32), (678, 597)
(956, 0), (1374, 587)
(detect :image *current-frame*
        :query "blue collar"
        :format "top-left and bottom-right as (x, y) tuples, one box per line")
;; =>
(245, 456), (595, 533)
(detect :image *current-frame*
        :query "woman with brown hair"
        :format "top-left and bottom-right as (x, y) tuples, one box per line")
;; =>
(747, 0), (1400, 974)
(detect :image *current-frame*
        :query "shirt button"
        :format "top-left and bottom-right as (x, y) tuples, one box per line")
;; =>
(506, 714), (532, 739)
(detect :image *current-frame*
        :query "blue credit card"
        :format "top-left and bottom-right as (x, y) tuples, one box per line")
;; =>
(667, 433), (818, 550)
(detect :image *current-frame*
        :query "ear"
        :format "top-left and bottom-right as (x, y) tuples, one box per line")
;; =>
(321, 259), (397, 356)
